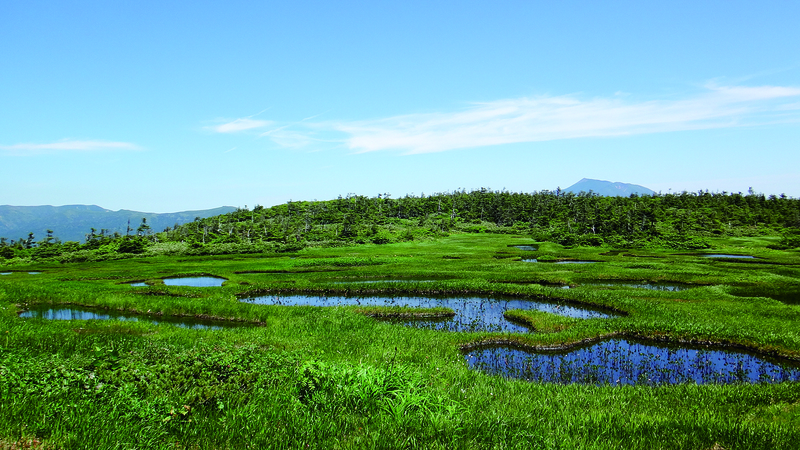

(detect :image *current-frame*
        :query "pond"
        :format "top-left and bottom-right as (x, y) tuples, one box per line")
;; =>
(522, 260), (599, 264)
(163, 276), (226, 287)
(579, 282), (692, 292)
(464, 339), (800, 385)
(330, 279), (436, 284)
(239, 294), (616, 333)
(729, 286), (800, 305)
(511, 245), (538, 251)
(1, 272), (11, 275)
(701, 254), (755, 259)
(130, 282), (148, 287)
(19, 306), (245, 330)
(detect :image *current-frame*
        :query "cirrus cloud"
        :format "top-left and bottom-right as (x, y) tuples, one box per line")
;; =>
(0, 139), (140, 155)
(210, 118), (273, 133)
(331, 84), (800, 154)
(207, 84), (800, 154)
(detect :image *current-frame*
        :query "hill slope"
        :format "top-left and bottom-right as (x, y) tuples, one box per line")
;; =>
(0, 205), (237, 243)
(564, 178), (655, 196)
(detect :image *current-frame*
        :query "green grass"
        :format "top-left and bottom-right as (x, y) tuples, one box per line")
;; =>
(1, 233), (799, 449)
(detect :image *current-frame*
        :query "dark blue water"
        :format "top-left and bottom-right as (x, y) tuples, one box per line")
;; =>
(702, 254), (755, 259)
(240, 294), (616, 333)
(20, 307), (242, 330)
(163, 276), (226, 287)
(331, 279), (436, 284)
(580, 282), (691, 292)
(465, 339), (800, 385)
(522, 260), (599, 264)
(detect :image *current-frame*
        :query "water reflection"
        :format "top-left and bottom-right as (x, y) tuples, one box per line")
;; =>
(20, 306), (242, 330)
(702, 254), (755, 259)
(330, 279), (436, 284)
(240, 294), (616, 333)
(523, 260), (600, 264)
(163, 276), (226, 287)
(465, 339), (800, 385)
(580, 282), (691, 292)
(729, 287), (800, 305)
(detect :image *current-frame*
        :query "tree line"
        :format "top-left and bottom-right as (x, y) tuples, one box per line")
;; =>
(2, 188), (799, 261)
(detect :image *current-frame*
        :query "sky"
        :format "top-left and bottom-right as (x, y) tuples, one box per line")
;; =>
(2, 1), (799, 213)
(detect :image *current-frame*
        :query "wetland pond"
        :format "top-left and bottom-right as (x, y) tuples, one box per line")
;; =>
(465, 339), (800, 385)
(522, 260), (600, 264)
(701, 254), (755, 259)
(579, 282), (692, 291)
(330, 279), (436, 284)
(19, 306), (244, 330)
(729, 286), (800, 305)
(162, 276), (226, 287)
(239, 294), (616, 333)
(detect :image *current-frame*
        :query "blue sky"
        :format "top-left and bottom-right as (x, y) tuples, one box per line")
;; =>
(2, 1), (799, 212)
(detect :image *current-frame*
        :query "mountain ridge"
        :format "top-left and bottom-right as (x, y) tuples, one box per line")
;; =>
(0, 204), (238, 243)
(563, 178), (655, 197)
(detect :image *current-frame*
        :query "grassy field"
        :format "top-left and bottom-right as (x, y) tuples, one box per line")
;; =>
(1, 234), (799, 449)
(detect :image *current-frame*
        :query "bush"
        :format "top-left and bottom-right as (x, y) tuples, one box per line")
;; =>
(767, 228), (800, 250)
(371, 229), (398, 244)
(651, 234), (711, 250)
(0, 247), (15, 259)
(578, 234), (605, 247)
(117, 237), (148, 254)
(146, 242), (190, 256)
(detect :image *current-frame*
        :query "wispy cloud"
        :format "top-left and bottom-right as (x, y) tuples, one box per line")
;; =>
(210, 118), (273, 133)
(331, 84), (800, 154)
(232, 84), (800, 154)
(0, 139), (140, 154)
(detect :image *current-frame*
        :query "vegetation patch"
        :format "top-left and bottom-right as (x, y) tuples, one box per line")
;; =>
(353, 306), (455, 319)
(292, 257), (390, 267)
(503, 309), (582, 333)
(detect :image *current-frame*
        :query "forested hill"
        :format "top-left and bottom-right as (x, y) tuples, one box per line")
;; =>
(160, 189), (799, 250)
(2, 189), (799, 261)
(0, 205), (237, 243)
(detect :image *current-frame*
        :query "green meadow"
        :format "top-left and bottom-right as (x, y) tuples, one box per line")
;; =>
(2, 233), (800, 449)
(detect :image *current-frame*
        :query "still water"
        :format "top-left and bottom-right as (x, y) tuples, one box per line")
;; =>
(240, 294), (616, 333)
(20, 306), (243, 330)
(163, 276), (226, 287)
(465, 339), (800, 385)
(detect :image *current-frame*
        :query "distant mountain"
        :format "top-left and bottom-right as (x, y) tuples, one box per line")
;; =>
(0, 205), (238, 243)
(563, 178), (656, 197)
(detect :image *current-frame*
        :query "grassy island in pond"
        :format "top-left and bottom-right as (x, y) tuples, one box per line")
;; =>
(2, 230), (800, 448)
